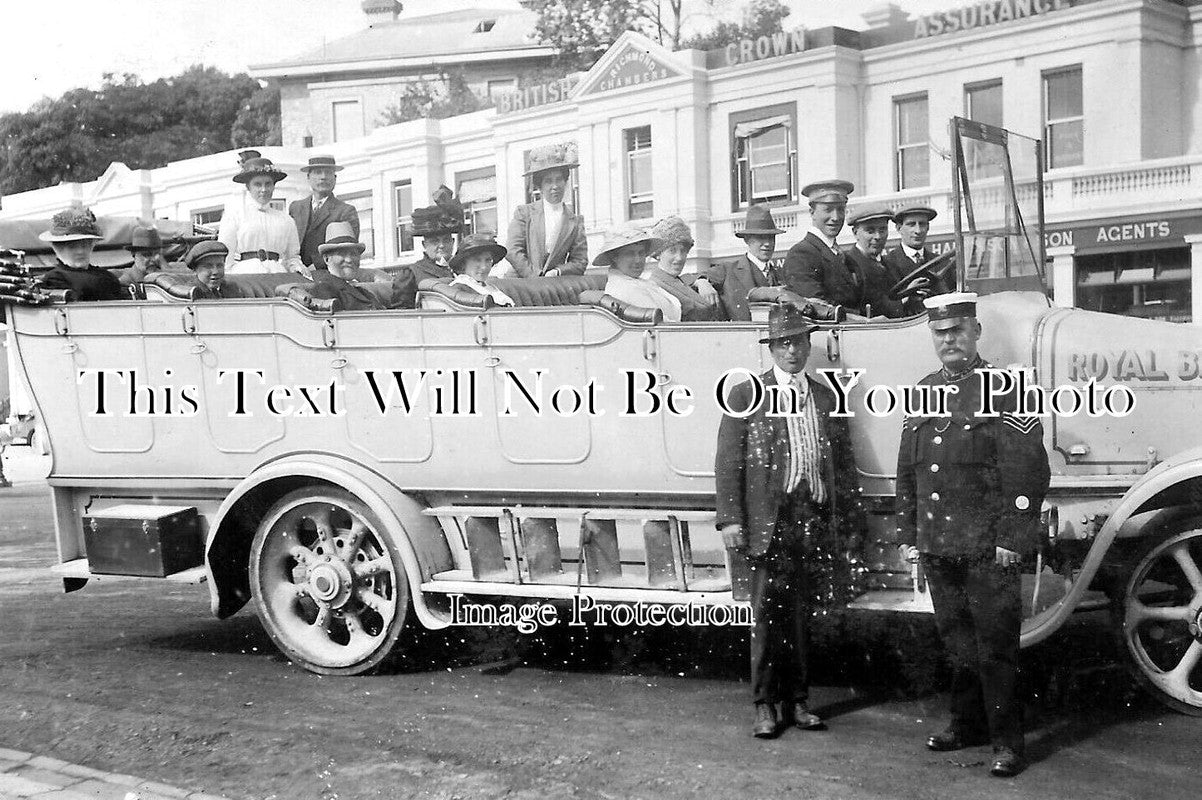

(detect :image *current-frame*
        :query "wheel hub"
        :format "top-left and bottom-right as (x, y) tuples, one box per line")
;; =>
(1191, 607), (1202, 640)
(307, 558), (353, 608)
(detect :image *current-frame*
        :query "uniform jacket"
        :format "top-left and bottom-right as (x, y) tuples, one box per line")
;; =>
(38, 264), (125, 301)
(895, 357), (1051, 558)
(882, 244), (950, 306)
(715, 371), (863, 558)
(410, 255), (454, 285)
(505, 202), (588, 277)
(782, 232), (861, 308)
(288, 195), (360, 268)
(701, 254), (773, 322)
(842, 247), (907, 318)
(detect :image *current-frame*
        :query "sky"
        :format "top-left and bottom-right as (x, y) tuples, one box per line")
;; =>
(0, 0), (957, 114)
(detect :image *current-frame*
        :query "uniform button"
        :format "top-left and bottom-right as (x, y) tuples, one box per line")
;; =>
(931, 492), (940, 501)
(930, 464), (940, 473)
(933, 436), (942, 445)
(964, 424), (971, 430)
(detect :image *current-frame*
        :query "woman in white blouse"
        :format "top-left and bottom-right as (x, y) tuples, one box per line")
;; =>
(217, 158), (305, 276)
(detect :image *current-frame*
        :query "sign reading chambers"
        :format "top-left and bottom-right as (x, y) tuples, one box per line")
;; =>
(915, 0), (1070, 39)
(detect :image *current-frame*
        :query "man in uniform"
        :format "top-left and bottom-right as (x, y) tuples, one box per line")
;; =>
(693, 205), (784, 321)
(409, 187), (464, 285)
(289, 156), (360, 271)
(883, 205), (947, 297)
(782, 180), (861, 308)
(716, 303), (861, 739)
(895, 292), (1050, 777)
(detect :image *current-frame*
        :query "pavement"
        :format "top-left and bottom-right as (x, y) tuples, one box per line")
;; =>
(0, 748), (229, 800)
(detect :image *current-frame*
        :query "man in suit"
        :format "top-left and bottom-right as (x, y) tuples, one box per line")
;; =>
(506, 143), (588, 277)
(782, 180), (862, 309)
(882, 205), (947, 298)
(842, 204), (910, 318)
(896, 292), (1050, 777)
(694, 205), (784, 321)
(716, 303), (862, 739)
(289, 156), (360, 271)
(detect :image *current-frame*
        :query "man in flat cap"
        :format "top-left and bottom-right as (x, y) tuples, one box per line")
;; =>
(289, 156), (360, 271)
(782, 180), (862, 309)
(842, 205), (909, 318)
(506, 143), (588, 277)
(895, 292), (1049, 778)
(694, 205), (784, 321)
(883, 205), (947, 299)
(716, 303), (862, 739)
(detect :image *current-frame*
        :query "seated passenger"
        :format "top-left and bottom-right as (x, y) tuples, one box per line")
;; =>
(645, 216), (720, 322)
(449, 233), (515, 307)
(693, 205), (784, 321)
(843, 204), (908, 318)
(409, 186), (463, 284)
(319, 222), (390, 284)
(184, 241), (243, 298)
(119, 225), (165, 287)
(596, 225), (680, 321)
(37, 207), (125, 301)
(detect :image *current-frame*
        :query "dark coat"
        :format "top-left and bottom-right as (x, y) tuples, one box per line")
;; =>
(842, 247), (908, 318)
(38, 264), (125, 301)
(715, 370), (863, 558)
(289, 195), (360, 268)
(882, 244), (950, 305)
(700, 254), (773, 322)
(782, 232), (861, 307)
(410, 256), (454, 285)
(895, 358), (1051, 558)
(506, 202), (588, 277)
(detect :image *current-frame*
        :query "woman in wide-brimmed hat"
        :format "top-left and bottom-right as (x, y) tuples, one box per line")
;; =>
(596, 224), (681, 322)
(36, 207), (125, 301)
(644, 216), (720, 322)
(449, 232), (515, 307)
(505, 142), (588, 277)
(216, 157), (304, 276)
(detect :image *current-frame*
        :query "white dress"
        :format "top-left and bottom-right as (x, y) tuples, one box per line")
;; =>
(217, 200), (304, 275)
(603, 271), (682, 322)
(450, 274), (515, 307)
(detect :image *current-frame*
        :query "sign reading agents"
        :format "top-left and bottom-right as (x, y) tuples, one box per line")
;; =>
(915, 0), (1070, 39)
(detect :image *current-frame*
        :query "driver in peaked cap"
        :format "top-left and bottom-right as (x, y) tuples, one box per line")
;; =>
(782, 180), (862, 309)
(895, 292), (1050, 778)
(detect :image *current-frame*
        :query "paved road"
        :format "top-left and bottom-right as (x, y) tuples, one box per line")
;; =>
(0, 450), (1197, 800)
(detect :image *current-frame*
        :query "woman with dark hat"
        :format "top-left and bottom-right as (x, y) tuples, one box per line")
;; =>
(36, 207), (125, 301)
(409, 186), (465, 285)
(506, 143), (588, 277)
(217, 157), (304, 276)
(597, 224), (680, 321)
(449, 232), (515, 307)
(645, 216), (719, 322)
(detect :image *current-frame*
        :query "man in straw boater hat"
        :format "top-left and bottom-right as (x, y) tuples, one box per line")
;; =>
(36, 207), (125, 301)
(289, 155), (360, 271)
(895, 292), (1049, 778)
(694, 204), (785, 322)
(318, 221), (388, 284)
(118, 225), (166, 287)
(409, 186), (465, 285)
(596, 224), (680, 321)
(782, 179), (863, 309)
(883, 204), (946, 298)
(506, 142), (588, 277)
(715, 303), (864, 739)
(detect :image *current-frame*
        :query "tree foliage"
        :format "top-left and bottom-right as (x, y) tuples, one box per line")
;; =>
(0, 66), (279, 195)
(680, 0), (791, 51)
(530, 0), (655, 68)
(378, 70), (489, 126)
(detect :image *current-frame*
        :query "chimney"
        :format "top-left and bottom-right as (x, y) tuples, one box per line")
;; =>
(861, 3), (910, 29)
(362, 0), (402, 22)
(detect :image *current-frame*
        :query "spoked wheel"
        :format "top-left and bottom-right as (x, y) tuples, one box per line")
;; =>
(1116, 527), (1202, 715)
(249, 488), (409, 675)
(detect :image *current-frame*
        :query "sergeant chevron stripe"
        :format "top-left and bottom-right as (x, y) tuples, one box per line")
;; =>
(1001, 413), (1040, 435)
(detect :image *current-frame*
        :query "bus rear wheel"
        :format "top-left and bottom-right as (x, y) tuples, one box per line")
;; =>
(249, 487), (409, 675)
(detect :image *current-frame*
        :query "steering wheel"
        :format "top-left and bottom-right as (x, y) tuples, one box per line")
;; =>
(887, 249), (957, 301)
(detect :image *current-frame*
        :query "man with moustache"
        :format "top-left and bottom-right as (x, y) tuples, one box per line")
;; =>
(895, 292), (1049, 778)
(289, 156), (359, 271)
(782, 180), (862, 309)
(409, 187), (464, 284)
(693, 205), (784, 321)
(119, 225), (167, 288)
(842, 205), (910, 318)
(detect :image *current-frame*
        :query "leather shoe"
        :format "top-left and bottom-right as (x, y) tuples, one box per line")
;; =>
(752, 703), (778, 739)
(990, 747), (1026, 777)
(782, 702), (826, 731)
(925, 727), (989, 752)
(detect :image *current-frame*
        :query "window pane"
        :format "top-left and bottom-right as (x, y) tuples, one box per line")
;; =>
(967, 83), (1003, 127)
(749, 126), (786, 164)
(752, 163), (789, 198)
(630, 200), (654, 220)
(332, 101), (363, 143)
(1046, 70), (1082, 119)
(630, 152), (653, 196)
(899, 147), (930, 189)
(1049, 120), (1084, 168)
(394, 181), (413, 253)
(458, 174), (497, 205)
(396, 183), (413, 217)
(897, 97), (928, 145)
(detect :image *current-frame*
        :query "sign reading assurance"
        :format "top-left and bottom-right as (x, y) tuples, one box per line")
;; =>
(915, 0), (1071, 39)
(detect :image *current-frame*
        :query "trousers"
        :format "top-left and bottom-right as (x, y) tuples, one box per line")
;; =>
(923, 554), (1024, 752)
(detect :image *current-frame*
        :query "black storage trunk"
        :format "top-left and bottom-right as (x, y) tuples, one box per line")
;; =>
(82, 504), (202, 577)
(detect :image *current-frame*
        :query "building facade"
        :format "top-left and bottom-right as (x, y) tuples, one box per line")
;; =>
(3, 0), (1201, 321)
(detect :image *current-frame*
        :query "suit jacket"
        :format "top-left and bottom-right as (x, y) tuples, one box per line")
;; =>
(882, 244), (950, 309)
(701, 254), (773, 322)
(842, 247), (908, 318)
(289, 195), (360, 268)
(783, 232), (866, 308)
(506, 202), (587, 277)
(715, 371), (862, 558)
(410, 255), (454, 285)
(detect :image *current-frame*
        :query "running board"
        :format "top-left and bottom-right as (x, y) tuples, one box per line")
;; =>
(51, 558), (208, 584)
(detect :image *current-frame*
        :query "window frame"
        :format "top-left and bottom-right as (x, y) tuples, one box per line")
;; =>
(893, 92), (930, 191)
(331, 99), (364, 143)
(455, 166), (499, 236)
(340, 189), (375, 260)
(728, 102), (798, 212)
(624, 125), (654, 221)
(392, 179), (415, 255)
(964, 79), (1003, 127)
(1042, 66), (1084, 169)
(191, 206), (224, 231)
